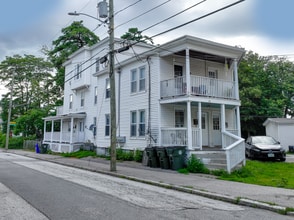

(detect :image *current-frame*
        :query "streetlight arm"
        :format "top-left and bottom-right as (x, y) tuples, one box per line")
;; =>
(68, 11), (106, 24)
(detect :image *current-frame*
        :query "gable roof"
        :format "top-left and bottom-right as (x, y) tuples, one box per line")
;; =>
(263, 118), (294, 126)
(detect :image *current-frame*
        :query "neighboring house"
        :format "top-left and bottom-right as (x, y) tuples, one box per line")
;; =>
(43, 35), (246, 172)
(263, 118), (294, 151)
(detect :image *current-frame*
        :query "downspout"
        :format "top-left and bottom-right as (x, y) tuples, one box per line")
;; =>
(147, 57), (152, 146)
(118, 68), (121, 137)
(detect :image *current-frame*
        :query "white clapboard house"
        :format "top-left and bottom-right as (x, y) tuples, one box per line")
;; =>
(43, 35), (246, 172)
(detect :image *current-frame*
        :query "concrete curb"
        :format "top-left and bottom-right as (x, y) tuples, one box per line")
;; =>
(7, 151), (294, 216)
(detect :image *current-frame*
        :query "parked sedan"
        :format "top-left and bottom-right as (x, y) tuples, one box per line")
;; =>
(245, 136), (286, 161)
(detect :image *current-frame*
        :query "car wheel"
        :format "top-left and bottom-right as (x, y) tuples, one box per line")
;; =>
(280, 158), (286, 162)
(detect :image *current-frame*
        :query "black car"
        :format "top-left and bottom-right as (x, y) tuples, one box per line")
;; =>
(245, 136), (286, 161)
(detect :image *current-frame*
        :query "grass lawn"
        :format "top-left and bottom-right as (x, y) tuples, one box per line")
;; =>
(217, 160), (294, 189)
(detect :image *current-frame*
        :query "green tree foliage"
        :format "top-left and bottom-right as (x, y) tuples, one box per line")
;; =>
(14, 109), (47, 138)
(44, 21), (99, 91)
(0, 55), (55, 134)
(239, 51), (294, 137)
(121, 28), (153, 44)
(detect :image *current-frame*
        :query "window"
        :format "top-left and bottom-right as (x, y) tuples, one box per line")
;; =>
(75, 64), (82, 79)
(80, 91), (85, 107)
(130, 66), (146, 93)
(213, 114), (220, 130)
(130, 110), (146, 137)
(131, 69), (137, 93)
(130, 111), (137, 137)
(174, 65), (183, 78)
(105, 114), (110, 136)
(105, 78), (110, 99)
(94, 86), (98, 104)
(95, 57), (100, 72)
(69, 94), (73, 109)
(139, 67), (146, 91)
(79, 121), (84, 132)
(175, 110), (184, 127)
(139, 110), (145, 136)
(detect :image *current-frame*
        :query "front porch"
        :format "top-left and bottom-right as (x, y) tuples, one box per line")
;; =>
(43, 113), (86, 153)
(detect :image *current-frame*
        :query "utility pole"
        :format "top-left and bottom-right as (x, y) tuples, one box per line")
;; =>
(69, 0), (117, 171)
(108, 0), (117, 171)
(5, 72), (14, 150)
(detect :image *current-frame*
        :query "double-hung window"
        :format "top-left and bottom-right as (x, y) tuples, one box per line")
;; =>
(139, 67), (146, 91)
(80, 91), (85, 107)
(69, 94), (73, 109)
(105, 114), (110, 136)
(138, 110), (146, 136)
(130, 111), (137, 137)
(75, 64), (82, 79)
(105, 78), (110, 99)
(131, 69), (137, 93)
(94, 86), (98, 104)
(130, 66), (146, 93)
(130, 110), (146, 137)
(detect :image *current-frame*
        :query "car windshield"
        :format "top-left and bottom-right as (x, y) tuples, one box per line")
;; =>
(252, 136), (278, 145)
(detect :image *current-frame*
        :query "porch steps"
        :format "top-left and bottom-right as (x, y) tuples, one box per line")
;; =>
(191, 151), (227, 170)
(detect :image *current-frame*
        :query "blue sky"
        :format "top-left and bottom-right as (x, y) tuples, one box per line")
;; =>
(0, 0), (294, 63)
(0, 0), (59, 33)
(255, 0), (294, 41)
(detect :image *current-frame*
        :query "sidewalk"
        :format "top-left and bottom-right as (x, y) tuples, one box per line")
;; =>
(2, 149), (294, 215)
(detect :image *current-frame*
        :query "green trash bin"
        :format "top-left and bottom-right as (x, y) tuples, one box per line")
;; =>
(39, 144), (48, 154)
(145, 147), (159, 168)
(166, 146), (186, 170)
(156, 147), (170, 169)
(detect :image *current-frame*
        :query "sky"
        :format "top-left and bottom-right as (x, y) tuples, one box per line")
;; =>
(1, 0), (294, 69)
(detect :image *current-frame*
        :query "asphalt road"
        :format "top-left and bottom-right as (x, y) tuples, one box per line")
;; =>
(0, 153), (292, 220)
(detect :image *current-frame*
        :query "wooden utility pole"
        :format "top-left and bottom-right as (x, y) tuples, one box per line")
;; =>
(109, 0), (117, 171)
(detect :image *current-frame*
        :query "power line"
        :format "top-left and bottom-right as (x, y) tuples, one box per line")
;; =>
(141, 0), (206, 33)
(150, 0), (245, 39)
(115, 0), (172, 30)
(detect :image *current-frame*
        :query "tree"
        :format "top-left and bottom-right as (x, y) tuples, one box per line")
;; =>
(0, 55), (55, 133)
(44, 21), (99, 92)
(14, 109), (47, 138)
(239, 51), (294, 138)
(121, 28), (153, 44)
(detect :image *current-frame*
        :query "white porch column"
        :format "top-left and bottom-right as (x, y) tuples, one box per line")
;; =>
(50, 120), (54, 142)
(233, 58), (239, 100)
(221, 104), (226, 149)
(185, 48), (191, 95)
(70, 117), (74, 144)
(198, 102), (202, 150)
(60, 119), (63, 143)
(187, 101), (192, 150)
(236, 106), (241, 137)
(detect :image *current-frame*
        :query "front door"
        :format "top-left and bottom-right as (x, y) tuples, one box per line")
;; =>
(212, 113), (221, 146)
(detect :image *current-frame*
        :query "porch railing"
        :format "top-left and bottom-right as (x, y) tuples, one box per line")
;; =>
(222, 131), (245, 174)
(161, 128), (187, 146)
(161, 127), (200, 148)
(44, 131), (84, 143)
(160, 76), (237, 99)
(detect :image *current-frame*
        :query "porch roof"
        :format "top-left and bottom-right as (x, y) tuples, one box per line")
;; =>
(43, 112), (86, 121)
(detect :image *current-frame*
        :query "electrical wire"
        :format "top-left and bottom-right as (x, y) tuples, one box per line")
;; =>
(115, 0), (172, 30)
(151, 0), (245, 39)
(114, 0), (143, 16)
(140, 0), (206, 33)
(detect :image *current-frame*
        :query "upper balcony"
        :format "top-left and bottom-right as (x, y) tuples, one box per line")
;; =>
(160, 75), (237, 100)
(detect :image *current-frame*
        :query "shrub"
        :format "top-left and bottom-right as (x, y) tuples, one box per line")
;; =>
(134, 149), (143, 162)
(187, 154), (210, 174)
(116, 148), (134, 161)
